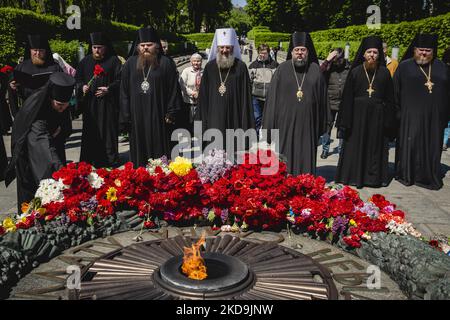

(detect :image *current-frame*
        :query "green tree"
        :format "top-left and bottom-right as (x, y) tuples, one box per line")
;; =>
(225, 7), (252, 35)
(246, 0), (305, 32)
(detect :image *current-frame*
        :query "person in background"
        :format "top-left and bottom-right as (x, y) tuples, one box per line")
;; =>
(9, 35), (63, 116)
(248, 44), (278, 135)
(179, 53), (203, 134)
(319, 48), (350, 159)
(161, 39), (169, 56)
(248, 43), (253, 62)
(383, 42), (399, 77)
(53, 53), (76, 77)
(441, 46), (450, 151)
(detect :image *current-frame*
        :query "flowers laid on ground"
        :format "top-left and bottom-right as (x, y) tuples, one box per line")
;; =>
(0, 150), (447, 253)
(168, 156), (193, 177)
(35, 179), (67, 205)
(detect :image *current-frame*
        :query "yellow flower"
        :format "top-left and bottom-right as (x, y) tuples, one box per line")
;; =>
(106, 187), (118, 202)
(2, 217), (17, 233)
(349, 219), (357, 227)
(168, 157), (193, 177)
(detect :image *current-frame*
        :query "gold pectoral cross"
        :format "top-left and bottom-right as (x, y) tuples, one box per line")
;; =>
(425, 80), (434, 93)
(367, 85), (375, 98)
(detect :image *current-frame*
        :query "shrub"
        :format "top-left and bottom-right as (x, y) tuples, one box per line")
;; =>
(49, 40), (88, 67)
(0, 7), (187, 64)
(310, 12), (450, 58)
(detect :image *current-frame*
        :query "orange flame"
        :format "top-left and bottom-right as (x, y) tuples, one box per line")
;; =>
(181, 234), (207, 280)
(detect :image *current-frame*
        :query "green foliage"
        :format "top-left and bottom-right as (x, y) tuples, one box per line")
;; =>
(313, 41), (359, 61)
(184, 33), (214, 50)
(253, 32), (291, 50)
(49, 40), (88, 67)
(0, 7), (191, 64)
(246, 0), (450, 33)
(247, 26), (271, 40)
(310, 12), (450, 59)
(224, 7), (252, 36)
(245, 0), (305, 32)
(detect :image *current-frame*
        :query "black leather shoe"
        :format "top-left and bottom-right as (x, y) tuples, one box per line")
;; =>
(320, 150), (329, 159)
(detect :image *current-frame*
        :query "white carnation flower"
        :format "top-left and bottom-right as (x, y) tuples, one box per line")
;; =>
(87, 172), (104, 189)
(35, 179), (66, 205)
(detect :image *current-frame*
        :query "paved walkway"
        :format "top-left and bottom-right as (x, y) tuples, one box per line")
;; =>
(1, 52), (449, 240)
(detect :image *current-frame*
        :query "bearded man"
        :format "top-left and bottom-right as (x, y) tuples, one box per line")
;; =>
(335, 36), (395, 188)
(262, 31), (330, 175)
(394, 34), (450, 190)
(9, 35), (63, 116)
(120, 27), (182, 168)
(76, 32), (122, 168)
(197, 28), (254, 154)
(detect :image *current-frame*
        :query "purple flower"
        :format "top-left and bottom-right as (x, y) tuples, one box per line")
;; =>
(202, 207), (209, 219)
(80, 196), (98, 212)
(164, 211), (176, 220)
(160, 155), (169, 166)
(220, 209), (229, 223)
(359, 202), (380, 219)
(196, 149), (233, 184)
(332, 216), (349, 235)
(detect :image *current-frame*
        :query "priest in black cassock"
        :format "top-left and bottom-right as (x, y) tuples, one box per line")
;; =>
(4, 73), (75, 211)
(394, 34), (450, 190)
(262, 31), (330, 175)
(9, 35), (63, 116)
(197, 28), (254, 151)
(76, 32), (122, 168)
(120, 27), (182, 168)
(335, 36), (395, 189)
(0, 70), (13, 134)
(0, 134), (6, 182)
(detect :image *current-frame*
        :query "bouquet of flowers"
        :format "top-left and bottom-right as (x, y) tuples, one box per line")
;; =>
(1, 151), (445, 253)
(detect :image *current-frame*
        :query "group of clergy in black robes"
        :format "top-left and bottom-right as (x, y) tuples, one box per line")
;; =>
(334, 34), (449, 191)
(1, 27), (449, 212)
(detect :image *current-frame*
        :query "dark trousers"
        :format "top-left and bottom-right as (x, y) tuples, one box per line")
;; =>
(322, 110), (342, 153)
(252, 97), (264, 134)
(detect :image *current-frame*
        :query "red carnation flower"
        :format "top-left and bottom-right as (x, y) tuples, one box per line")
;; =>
(0, 65), (13, 74)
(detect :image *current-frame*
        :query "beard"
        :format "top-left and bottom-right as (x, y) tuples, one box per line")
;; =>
(216, 52), (235, 69)
(414, 53), (433, 66)
(293, 56), (308, 68)
(93, 53), (105, 61)
(137, 49), (159, 71)
(364, 60), (378, 72)
(31, 56), (46, 66)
